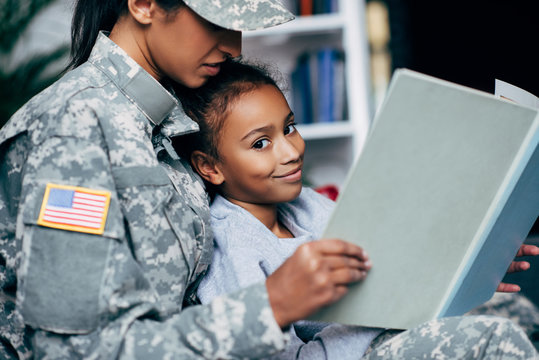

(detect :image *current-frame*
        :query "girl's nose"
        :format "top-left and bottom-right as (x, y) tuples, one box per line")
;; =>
(218, 29), (242, 58)
(279, 138), (302, 164)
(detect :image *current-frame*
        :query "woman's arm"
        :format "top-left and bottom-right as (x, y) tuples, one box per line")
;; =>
(2, 130), (286, 359)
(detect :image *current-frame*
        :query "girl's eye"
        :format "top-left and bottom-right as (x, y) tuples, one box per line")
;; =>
(253, 139), (270, 149)
(284, 123), (297, 135)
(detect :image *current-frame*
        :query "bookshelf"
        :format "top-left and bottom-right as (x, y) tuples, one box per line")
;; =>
(242, 0), (372, 188)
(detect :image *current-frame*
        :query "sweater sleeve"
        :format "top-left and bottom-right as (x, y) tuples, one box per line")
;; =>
(263, 323), (381, 360)
(197, 238), (270, 304)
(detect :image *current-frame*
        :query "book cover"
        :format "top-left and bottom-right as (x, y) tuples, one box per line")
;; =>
(310, 69), (539, 329)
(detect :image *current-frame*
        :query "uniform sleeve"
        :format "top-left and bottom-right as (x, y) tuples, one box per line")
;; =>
(14, 133), (286, 359)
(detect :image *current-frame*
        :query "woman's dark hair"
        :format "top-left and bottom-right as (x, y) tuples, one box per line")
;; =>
(174, 59), (283, 161)
(68, 0), (185, 70)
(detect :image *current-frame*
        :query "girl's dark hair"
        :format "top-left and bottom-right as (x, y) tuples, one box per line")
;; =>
(68, 0), (185, 70)
(173, 59), (283, 198)
(174, 59), (283, 161)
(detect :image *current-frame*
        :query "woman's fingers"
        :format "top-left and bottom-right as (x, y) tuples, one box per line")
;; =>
(313, 238), (367, 259)
(322, 254), (372, 271)
(267, 239), (372, 328)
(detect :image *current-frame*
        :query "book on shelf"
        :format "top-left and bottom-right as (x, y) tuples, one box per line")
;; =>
(317, 48), (335, 123)
(291, 48), (346, 124)
(292, 0), (338, 16)
(309, 69), (539, 329)
(291, 53), (313, 124)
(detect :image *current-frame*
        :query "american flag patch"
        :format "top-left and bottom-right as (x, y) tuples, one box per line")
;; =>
(37, 183), (111, 235)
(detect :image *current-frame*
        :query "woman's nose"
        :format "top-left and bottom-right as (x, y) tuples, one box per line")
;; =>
(218, 29), (242, 58)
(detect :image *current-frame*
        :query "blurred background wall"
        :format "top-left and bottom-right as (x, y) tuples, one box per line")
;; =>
(0, 0), (71, 126)
(1, 0), (537, 125)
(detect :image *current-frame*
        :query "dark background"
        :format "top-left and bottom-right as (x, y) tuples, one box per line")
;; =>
(384, 0), (538, 96)
(383, 0), (539, 304)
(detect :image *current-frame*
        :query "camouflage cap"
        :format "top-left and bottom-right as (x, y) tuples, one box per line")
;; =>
(183, 0), (295, 31)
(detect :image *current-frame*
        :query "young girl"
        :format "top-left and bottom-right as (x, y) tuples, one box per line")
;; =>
(176, 59), (538, 359)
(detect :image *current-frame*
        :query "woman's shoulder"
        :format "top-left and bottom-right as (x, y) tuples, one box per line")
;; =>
(1, 65), (112, 146)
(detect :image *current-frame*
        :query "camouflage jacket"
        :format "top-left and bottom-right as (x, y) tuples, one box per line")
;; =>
(0, 33), (286, 359)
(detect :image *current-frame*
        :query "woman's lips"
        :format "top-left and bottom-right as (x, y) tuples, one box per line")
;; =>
(203, 63), (221, 76)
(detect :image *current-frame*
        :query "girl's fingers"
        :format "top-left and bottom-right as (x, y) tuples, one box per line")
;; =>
(515, 244), (539, 257)
(506, 260), (530, 273)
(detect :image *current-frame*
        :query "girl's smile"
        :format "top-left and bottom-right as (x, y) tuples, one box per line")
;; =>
(273, 167), (302, 182)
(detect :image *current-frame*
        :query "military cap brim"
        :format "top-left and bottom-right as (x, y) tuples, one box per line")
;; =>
(183, 0), (295, 31)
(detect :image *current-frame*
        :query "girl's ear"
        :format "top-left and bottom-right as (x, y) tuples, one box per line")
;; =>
(191, 151), (225, 186)
(127, 0), (154, 25)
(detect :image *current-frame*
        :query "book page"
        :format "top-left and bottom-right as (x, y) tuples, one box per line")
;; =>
(495, 79), (539, 109)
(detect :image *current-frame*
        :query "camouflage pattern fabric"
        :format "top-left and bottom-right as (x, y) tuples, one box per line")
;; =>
(183, 0), (295, 31)
(468, 293), (539, 339)
(0, 32), (287, 359)
(364, 315), (537, 359)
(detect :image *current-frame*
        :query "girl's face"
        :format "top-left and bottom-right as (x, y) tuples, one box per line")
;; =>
(146, 5), (242, 88)
(215, 84), (305, 205)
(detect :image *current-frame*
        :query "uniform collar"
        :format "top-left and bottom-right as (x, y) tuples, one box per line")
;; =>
(88, 32), (199, 137)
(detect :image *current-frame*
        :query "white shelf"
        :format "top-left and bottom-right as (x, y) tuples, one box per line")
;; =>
(297, 122), (354, 140)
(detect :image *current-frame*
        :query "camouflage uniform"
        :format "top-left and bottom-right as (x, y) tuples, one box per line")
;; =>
(360, 282), (539, 359)
(0, 32), (290, 359)
(364, 315), (537, 359)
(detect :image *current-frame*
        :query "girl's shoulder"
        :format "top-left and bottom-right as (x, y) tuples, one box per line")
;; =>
(279, 187), (335, 238)
(287, 186), (335, 215)
(210, 194), (273, 246)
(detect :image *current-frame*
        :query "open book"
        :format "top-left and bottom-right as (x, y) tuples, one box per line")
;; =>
(310, 69), (539, 329)
(495, 79), (539, 109)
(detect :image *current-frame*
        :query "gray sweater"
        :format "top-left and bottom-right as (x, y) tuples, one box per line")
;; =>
(198, 187), (382, 359)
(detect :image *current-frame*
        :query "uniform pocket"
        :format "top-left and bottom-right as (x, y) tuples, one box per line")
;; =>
(19, 180), (126, 334)
(19, 225), (113, 334)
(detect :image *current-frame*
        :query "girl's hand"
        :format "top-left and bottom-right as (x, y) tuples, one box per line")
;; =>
(497, 244), (539, 292)
(266, 239), (371, 328)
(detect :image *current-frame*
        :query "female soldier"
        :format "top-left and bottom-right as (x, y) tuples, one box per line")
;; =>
(0, 1), (373, 358)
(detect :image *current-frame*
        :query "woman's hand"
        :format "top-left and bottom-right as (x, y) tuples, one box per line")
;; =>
(266, 239), (371, 328)
(497, 244), (539, 292)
